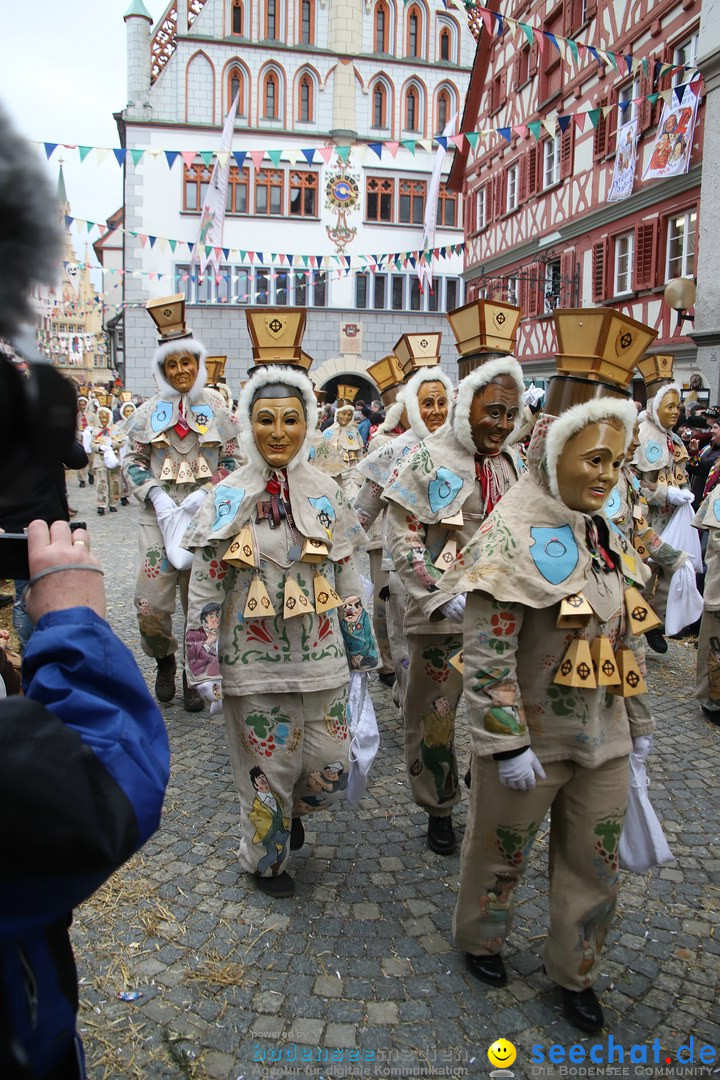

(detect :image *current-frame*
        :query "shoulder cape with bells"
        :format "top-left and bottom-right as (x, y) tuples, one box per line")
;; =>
(123, 389), (238, 445)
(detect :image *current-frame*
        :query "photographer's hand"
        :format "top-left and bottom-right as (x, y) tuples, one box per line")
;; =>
(25, 520), (106, 623)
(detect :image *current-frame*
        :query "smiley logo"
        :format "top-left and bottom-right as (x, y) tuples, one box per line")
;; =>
(488, 1039), (517, 1069)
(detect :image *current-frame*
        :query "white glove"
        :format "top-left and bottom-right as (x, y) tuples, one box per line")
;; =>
(81, 428), (93, 454)
(632, 735), (653, 761)
(497, 748), (546, 791)
(149, 488), (193, 570)
(149, 487), (176, 518)
(196, 679), (223, 716)
(666, 486), (693, 506)
(180, 487), (209, 515)
(439, 595), (466, 622)
(103, 446), (119, 470)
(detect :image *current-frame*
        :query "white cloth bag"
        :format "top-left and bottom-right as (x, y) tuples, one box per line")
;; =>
(659, 500), (702, 572)
(618, 752), (674, 873)
(102, 445), (119, 470)
(664, 560), (703, 635)
(345, 672), (380, 806)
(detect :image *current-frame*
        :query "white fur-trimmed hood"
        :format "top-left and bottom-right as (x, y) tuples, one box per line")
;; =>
(453, 356), (525, 454)
(402, 366), (454, 439)
(647, 382), (681, 431)
(152, 337), (208, 404)
(237, 365), (319, 473)
(375, 398), (406, 436)
(544, 397), (637, 499)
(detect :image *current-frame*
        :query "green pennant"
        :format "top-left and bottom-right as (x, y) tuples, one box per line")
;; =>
(336, 145), (351, 162)
(240, 250), (247, 260)
(205, 245), (213, 256)
(528, 121), (542, 140)
(302, 255), (309, 266)
(647, 92), (659, 105)
(78, 146), (93, 162)
(401, 139), (417, 155)
(519, 22), (534, 46)
(607, 51), (619, 72)
(200, 150), (214, 167)
(587, 108), (601, 129)
(130, 148), (145, 166)
(267, 149), (282, 166)
(465, 132), (479, 149)
(169, 239), (177, 253)
(567, 38), (579, 64)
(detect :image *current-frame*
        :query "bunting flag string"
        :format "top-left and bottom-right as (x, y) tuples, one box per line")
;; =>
(34, 79), (702, 171)
(436, 0), (700, 84)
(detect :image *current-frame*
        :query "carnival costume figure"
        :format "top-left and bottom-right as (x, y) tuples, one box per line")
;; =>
(693, 491), (720, 721)
(75, 393), (95, 487)
(444, 308), (656, 1036)
(633, 355), (692, 653)
(383, 303), (525, 856)
(121, 296), (241, 710)
(182, 310), (377, 898)
(90, 404), (123, 515)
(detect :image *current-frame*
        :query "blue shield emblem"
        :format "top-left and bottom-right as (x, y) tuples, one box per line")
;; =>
(211, 484), (246, 533)
(529, 525), (579, 585)
(645, 441), (663, 464)
(428, 467), (463, 515)
(151, 400), (174, 433)
(190, 403), (214, 434)
(603, 485), (621, 519)
(309, 495), (336, 539)
(712, 496), (720, 526)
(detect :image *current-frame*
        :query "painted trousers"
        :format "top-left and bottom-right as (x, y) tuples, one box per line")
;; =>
(404, 632), (463, 816)
(695, 608), (720, 711)
(454, 754), (629, 991)
(368, 548), (393, 675)
(134, 521), (190, 659)
(95, 465), (121, 510)
(386, 570), (410, 701)
(224, 687), (350, 878)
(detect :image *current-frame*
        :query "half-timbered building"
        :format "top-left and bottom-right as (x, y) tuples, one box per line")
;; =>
(449, 0), (704, 400)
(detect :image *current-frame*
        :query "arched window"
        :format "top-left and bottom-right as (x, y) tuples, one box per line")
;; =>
(231, 0), (243, 35)
(374, 0), (388, 52)
(439, 27), (451, 61)
(405, 85), (419, 131)
(373, 81), (387, 127)
(298, 73), (313, 122)
(229, 66), (244, 113)
(264, 71), (279, 118)
(300, 0), (313, 44)
(407, 4), (422, 58)
(266, 0), (278, 39)
(437, 87), (451, 133)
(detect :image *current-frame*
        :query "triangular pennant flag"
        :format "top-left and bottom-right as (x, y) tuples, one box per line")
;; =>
(647, 92), (659, 106)
(148, 235), (157, 248)
(480, 9), (493, 34)
(673, 84), (685, 106)
(618, 98), (632, 114)
(624, 55), (634, 76)
(217, 151), (231, 168)
(588, 46), (602, 66)
(267, 149), (282, 166)
(286, 254), (294, 266)
(534, 28), (547, 55)
(95, 147), (110, 165)
(606, 50), (619, 72)
(401, 139), (417, 155)
(368, 142), (383, 159)
(164, 150), (178, 168)
(557, 114), (572, 133)
(493, 12), (504, 35)
(587, 108), (602, 129)
(435, 136), (448, 150)
(335, 144), (351, 162)
(249, 149), (266, 169)
(78, 146), (93, 162)
(528, 120), (542, 140)
(385, 141), (400, 157)
(284, 149), (300, 166)
(64, 215), (74, 229)
(566, 38), (579, 65)
(602, 104), (614, 117)
(199, 150), (214, 167)
(301, 147), (316, 164)
(542, 118), (556, 137)
(317, 146), (334, 164)
(113, 148), (127, 166)
(505, 14), (517, 39)
(44, 142), (58, 159)
(169, 238), (177, 253)
(450, 134), (466, 150)
(233, 150), (247, 170)
(513, 124), (528, 138)
(181, 151), (197, 169)
(519, 21), (534, 46)
(222, 247), (230, 260)
(546, 31), (560, 53)
(498, 127), (512, 143)
(574, 112), (587, 132)
(130, 148), (145, 166)
(465, 131), (479, 149)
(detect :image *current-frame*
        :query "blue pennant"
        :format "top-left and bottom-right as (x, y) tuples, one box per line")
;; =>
(427, 467), (463, 515)
(529, 525), (579, 585)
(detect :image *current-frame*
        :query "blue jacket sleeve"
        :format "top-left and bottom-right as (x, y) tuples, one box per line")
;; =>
(0, 608), (169, 937)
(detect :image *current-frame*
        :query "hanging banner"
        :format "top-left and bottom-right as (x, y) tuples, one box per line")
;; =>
(418, 113), (457, 296)
(191, 92), (239, 276)
(608, 116), (638, 202)
(642, 82), (699, 182)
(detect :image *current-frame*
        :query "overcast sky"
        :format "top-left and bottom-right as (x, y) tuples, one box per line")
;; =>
(2, 1), (167, 261)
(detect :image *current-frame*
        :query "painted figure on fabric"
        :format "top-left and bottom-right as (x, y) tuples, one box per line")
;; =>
(249, 767), (291, 875)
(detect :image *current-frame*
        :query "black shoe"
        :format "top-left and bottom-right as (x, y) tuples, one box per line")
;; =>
(644, 628), (667, 654)
(155, 655), (177, 703)
(79, 480), (86, 488)
(109, 506), (118, 513)
(464, 768), (471, 789)
(701, 705), (720, 725)
(378, 671), (396, 688)
(290, 817), (305, 850)
(96, 508), (104, 516)
(427, 814), (456, 855)
(120, 497), (129, 506)
(182, 672), (205, 713)
(465, 952), (507, 987)
(255, 871), (295, 898)
(88, 474), (94, 485)
(560, 987), (605, 1034)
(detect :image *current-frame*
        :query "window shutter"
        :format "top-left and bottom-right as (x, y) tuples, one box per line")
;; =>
(494, 172), (506, 217)
(606, 95), (618, 154)
(526, 262), (543, 317)
(633, 221), (658, 290)
(638, 66), (655, 133)
(560, 247), (576, 306)
(500, 69), (508, 107)
(512, 54), (521, 92)
(486, 181), (495, 224)
(517, 274), (528, 315)
(518, 155), (528, 202)
(592, 239), (609, 302)
(529, 40), (539, 77)
(593, 98), (608, 159)
(560, 125), (575, 179)
(585, 0), (597, 18)
(527, 146), (539, 197)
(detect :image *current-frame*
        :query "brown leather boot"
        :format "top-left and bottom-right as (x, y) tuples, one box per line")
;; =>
(154, 655), (176, 703)
(182, 672), (205, 713)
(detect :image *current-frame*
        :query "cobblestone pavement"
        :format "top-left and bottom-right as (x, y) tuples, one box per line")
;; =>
(68, 483), (720, 1080)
